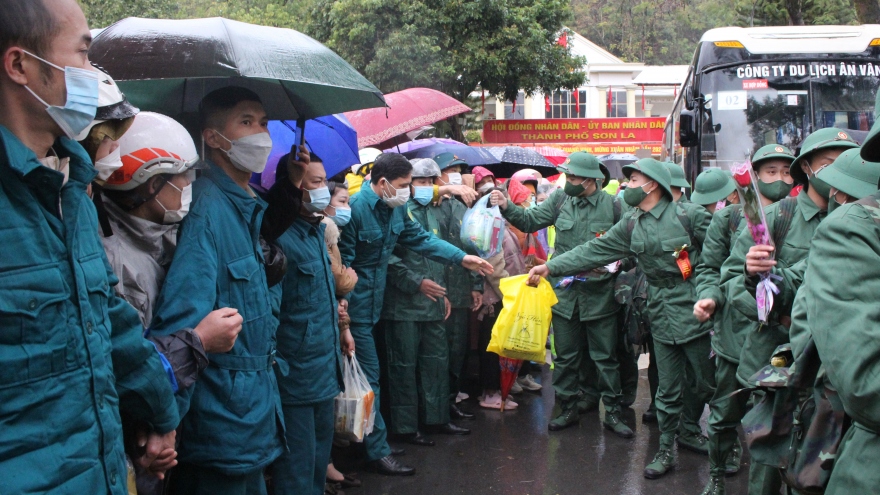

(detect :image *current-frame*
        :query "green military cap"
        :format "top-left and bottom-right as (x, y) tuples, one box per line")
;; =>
(817, 148), (880, 200)
(623, 158), (673, 198)
(791, 128), (859, 185)
(690, 168), (736, 206)
(663, 161), (691, 189)
(556, 151), (610, 184)
(433, 152), (468, 171)
(751, 144), (795, 169)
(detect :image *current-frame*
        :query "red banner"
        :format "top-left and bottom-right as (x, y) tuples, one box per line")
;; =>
(482, 118), (666, 145)
(474, 142), (667, 155)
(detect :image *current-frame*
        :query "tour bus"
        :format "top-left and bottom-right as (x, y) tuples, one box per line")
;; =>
(663, 25), (880, 181)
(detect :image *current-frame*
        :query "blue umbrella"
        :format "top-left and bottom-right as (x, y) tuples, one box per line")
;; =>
(256, 115), (360, 190)
(398, 140), (500, 167)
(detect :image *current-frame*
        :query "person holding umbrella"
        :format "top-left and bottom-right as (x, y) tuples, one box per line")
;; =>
(338, 153), (493, 476)
(0, 0), (180, 492)
(490, 152), (633, 437)
(148, 86), (287, 494)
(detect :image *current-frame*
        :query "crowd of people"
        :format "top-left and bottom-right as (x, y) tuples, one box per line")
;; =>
(2, 1), (880, 495)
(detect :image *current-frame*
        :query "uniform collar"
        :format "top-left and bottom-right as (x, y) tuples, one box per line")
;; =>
(0, 124), (97, 185)
(360, 182), (384, 211)
(646, 196), (672, 219)
(578, 187), (601, 206)
(202, 160), (265, 218)
(796, 191), (824, 221)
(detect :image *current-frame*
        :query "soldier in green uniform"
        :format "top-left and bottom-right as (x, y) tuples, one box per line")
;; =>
(433, 153), (482, 420)
(783, 131), (880, 495)
(381, 158), (471, 446)
(490, 152), (633, 437)
(665, 161), (692, 202)
(691, 168), (735, 214)
(693, 145), (797, 495)
(712, 128), (858, 495)
(529, 158), (714, 479)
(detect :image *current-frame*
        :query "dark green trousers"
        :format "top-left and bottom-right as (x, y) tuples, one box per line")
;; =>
(271, 398), (335, 495)
(617, 328), (639, 400)
(445, 308), (470, 399)
(553, 312), (621, 413)
(168, 463), (267, 495)
(653, 334), (716, 448)
(384, 319), (450, 434)
(707, 356), (748, 476)
(680, 365), (707, 436)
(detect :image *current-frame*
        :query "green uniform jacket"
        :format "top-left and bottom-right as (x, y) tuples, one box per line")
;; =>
(790, 193), (880, 493)
(546, 197), (712, 344)
(275, 217), (343, 405)
(150, 162), (284, 475)
(382, 199), (448, 322)
(503, 188), (626, 322)
(0, 127), (179, 494)
(340, 185), (467, 328)
(721, 192), (825, 385)
(694, 204), (746, 362)
(436, 197), (482, 309)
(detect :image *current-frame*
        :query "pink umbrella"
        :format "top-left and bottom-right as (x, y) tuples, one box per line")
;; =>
(344, 88), (471, 148)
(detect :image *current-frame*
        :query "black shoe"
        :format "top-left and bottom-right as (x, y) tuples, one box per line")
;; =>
(642, 408), (657, 423)
(404, 431), (435, 446)
(429, 422), (471, 435)
(369, 455), (415, 476)
(390, 446), (406, 456)
(450, 403), (476, 420)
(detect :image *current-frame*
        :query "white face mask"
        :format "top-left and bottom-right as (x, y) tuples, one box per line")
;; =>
(94, 146), (123, 181)
(380, 178), (410, 208)
(445, 172), (462, 185)
(214, 130), (273, 173)
(156, 182), (192, 224)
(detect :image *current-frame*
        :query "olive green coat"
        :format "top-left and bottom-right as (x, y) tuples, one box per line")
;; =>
(546, 197), (713, 344)
(435, 197), (482, 309)
(721, 192), (826, 385)
(788, 192), (880, 494)
(503, 188), (626, 322)
(694, 204), (747, 362)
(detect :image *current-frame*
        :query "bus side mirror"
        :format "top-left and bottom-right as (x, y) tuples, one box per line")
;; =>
(679, 109), (698, 147)
(684, 86), (695, 110)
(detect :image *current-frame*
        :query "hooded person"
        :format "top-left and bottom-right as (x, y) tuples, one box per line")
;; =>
(473, 166), (497, 193)
(490, 152), (634, 437)
(528, 158), (715, 479)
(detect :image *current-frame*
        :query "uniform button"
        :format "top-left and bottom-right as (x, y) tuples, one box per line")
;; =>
(86, 322), (93, 334)
(28, 299), (37, 310)
(110, 472), (117, 485)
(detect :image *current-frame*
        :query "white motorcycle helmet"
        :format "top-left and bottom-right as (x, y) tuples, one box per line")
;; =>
(75, 66), (140, 142)
(103, 112), (201, 191)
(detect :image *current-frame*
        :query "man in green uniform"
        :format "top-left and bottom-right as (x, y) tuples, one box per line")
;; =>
(0, 2), (180, 492)
(691, 168), (735, 214)
(664, 160), (710, 455)
(381, 158), (471, 446)
(782, 132), (880, 494)
(712, 128), (858, 495)
(433, 152), (482, 419)
(693, 145), (796, 495)
(339, 153), (492, 476)
(490, 152), (633, 437)
(528, 158), (714, 478)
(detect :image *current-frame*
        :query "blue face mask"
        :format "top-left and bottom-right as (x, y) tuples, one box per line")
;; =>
(330, 206), (351, 226)
(22, 51), (99, 139)
(304, 185), (331, 213)
(413, 186), (434, 206)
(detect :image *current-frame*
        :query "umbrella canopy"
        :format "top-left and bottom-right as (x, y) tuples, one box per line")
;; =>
(498, 357), (523, 411)
(398, 141), (500, 167)
(345, 88), (471, 148)
(385, 137), (462, 154)
(89, 17), (386, 121)
(258, 115), (359, 190)
(597, 153), (639, 179)
(531, 146), (569, 166)
(482, 146), (557, 178)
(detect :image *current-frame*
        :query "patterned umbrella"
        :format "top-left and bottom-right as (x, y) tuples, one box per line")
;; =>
(531, 146), (569, 166)
(498, 357), (523, 412)
(398, 141), (500, 167)
(482, 146), (557, 178)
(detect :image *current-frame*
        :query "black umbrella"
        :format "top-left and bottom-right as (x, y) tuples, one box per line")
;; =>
(89, 17), (386, 122)
(597, 153), (639, 179)
(481, 146), (558, 178)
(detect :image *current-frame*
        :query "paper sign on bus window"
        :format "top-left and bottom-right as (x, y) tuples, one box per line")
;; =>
(717, 91), (748, 111)
(743, 79), (768, 90)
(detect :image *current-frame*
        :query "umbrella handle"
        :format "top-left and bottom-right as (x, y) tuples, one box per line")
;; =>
(297, 117), (307, 147)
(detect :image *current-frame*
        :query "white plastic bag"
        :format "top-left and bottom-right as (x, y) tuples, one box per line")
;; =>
(334, 353), (376, 442)
(460, 195), (504, 258)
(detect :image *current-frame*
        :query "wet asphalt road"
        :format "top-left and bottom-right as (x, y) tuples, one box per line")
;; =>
(334, 364), (752, 495)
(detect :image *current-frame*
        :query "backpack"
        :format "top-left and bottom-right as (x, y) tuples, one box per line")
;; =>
(740, 339), (850, 494)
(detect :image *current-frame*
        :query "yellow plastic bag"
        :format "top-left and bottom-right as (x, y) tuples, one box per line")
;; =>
(487, 275), (558, 362)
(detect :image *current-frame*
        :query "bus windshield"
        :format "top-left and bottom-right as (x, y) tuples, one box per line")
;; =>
(697, 60), (879, 170)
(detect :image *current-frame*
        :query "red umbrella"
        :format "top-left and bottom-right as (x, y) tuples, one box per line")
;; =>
(531, 146), (568, 166)
(498, 357), (523, 412)
(344, 88), (471, 148)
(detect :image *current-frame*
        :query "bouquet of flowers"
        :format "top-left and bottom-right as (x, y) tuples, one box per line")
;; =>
(731, 161), (779, 325)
